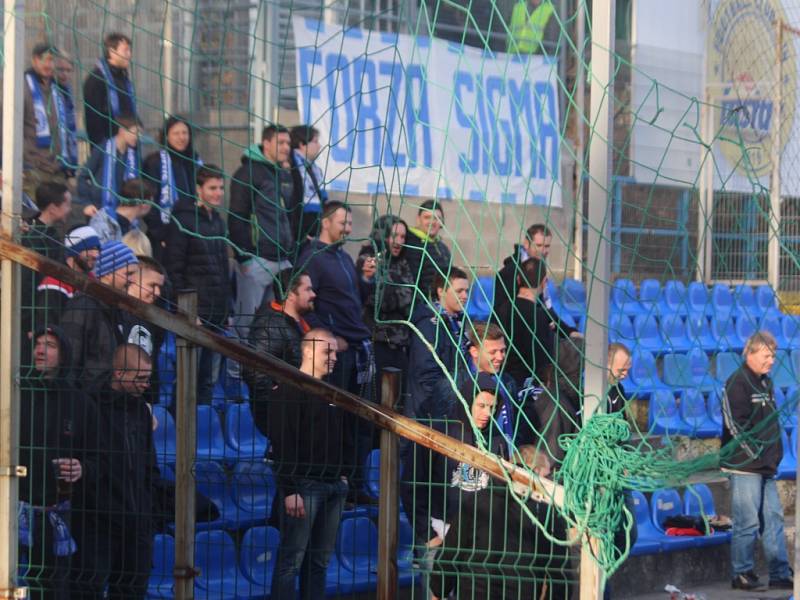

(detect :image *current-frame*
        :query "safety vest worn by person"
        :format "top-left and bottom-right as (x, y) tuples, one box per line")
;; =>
(507, 0), (554, 54)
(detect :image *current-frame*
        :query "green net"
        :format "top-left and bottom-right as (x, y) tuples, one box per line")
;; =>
(5, 0), (800, 598)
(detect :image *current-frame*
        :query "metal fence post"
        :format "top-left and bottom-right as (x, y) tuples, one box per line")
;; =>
(174, 291), (198, 599)
(376, 368), (401, 600)
(1, 0), (25, 597)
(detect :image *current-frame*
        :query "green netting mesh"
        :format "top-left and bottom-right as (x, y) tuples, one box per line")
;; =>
(4, 0), (800, 598)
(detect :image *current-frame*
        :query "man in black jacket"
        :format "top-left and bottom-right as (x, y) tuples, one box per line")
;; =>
(228, 124), (294, 368)
(404, 199), (451, 299)
(164, 164), (231, 403)
(245, 268), (314, 412)
(82, 32), (137, 147)
(70, 344), (159, 599)
(60, 240), (138, 391)
(722, 331), (793, 591)
(265, 328), (353, 600)
(20, 327), (98, 600)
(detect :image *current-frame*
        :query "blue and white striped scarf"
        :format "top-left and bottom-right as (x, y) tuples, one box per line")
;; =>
(101, 137), (139, 215)
(96, 57), (136, 119)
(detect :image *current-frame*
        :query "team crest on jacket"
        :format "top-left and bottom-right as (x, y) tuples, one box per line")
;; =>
(451, 462), (489, 492)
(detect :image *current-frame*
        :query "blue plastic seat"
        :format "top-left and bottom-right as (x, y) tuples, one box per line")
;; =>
(196, 405), (228, 462)
(772, 350), (796, 390)
(156, 348), (176, 406)
(683, 484), (731, 545)
(622, 349), (669, 398)
(761, 312), (788, 349)
(224, 403), (269, 462)
(714, 352), (742, 385)
(364, 449), (381, 499)
(148, 534), (175, 599)
(777, 428), (797, 480)
(756, 284), (779, 315)
(612, 278), (644, 316)
(775, 387), (798, 430)
(711, 284), (735, 321)
(660, 314), (692, 353)
(545, 280), (580, 332)
(650, 489), (698, 550)
(466, 276), (494, 322)
(152, 405), (177, 464)
(194, 461), (241, 530)
(707, 388), (723, 428)
(336, 517), (379, 593)
(608, 313), (635, 346)
(686, 315), (717, 352)
(782, 315), (800, 350)
(710, 315), (743, 352)
(687, 282), (712, 317)
(195, 529), (268, 599)
(232, 461), (277, 526)
(649, 390), (692, 437)
(560, 279), (587, 320)
(659, 280), (688, 317)
(629, 491), (664, 555)
(732, 284), (761, 321)
(663, 349), (716, 392)
(638, 278), (662, 316)
(633, 314), (664, 353)
(240, 526), (280, 589)
(735, 315), (758, 346)
(679, 389), (721, 438)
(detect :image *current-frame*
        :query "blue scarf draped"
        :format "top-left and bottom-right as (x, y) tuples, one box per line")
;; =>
(25, 73), (51, 148)
(97, 58), (136, 118)
(292, 149), (327, 212)
(158, 150), (204, 225)
(18, 500), (77, 557)
(102, 137), (139, 214)
(54, 82), (78, 169)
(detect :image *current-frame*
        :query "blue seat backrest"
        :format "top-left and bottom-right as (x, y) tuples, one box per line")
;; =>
(715, 352), (742, 383)
(634, 314), (659, 338)
(783, 315), (800, 342)
(561, 279), (587, 308)
(735, 315), (758, 342)
(233, 460), (276, 515)
(680, 389), (706, 419)
(761, 313), (783, 340)
(241, 526), (280, 586)
(756, 285), (778, 314)
(662, 353), (690, 386)
(651, 489), (683, 531)
(195, 530), (239, 585)
(152, 405), (177, 457)
(630, 350), (658, 384)
(733, 284), (758, 317)
(711, 284), (734, 317)
(683, 484), (715, 516)
(639, 279), (661, 309)
(152, 534), (175, 576)
(612, 279), (637, 309)
(662, 280), (688, 314)
(651, 389), (678, 419)
(687, 282), (710, 314)
(609, 313), (635, 342)
(688, 348), (710, 380)
(338, 516), (379, 571)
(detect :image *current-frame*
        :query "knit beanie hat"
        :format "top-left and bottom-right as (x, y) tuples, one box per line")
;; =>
(64, 226), (101, 258)
(95, 240), (138, 279)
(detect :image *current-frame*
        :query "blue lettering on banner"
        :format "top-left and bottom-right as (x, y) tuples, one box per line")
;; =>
(297, 47), (322, 123)
(437, 187), (454, 199)
(352, 57), (381, 165)
(454, 72), (480, 174)
(720, 99), (773, 134)
(405, 64), (433, 168)
(379, 61), (406, 167)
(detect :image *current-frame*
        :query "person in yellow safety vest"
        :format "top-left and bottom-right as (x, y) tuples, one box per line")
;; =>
(507, 0), (554, 54)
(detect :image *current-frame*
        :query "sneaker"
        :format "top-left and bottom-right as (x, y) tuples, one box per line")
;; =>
(731, 571), (761, 590)
(769, 576), (793, 589)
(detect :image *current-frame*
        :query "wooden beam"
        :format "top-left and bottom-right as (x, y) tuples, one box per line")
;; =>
(376, 368), (401, 600)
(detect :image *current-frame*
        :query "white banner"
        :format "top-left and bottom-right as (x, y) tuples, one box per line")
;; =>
(292, 17), (562, 207)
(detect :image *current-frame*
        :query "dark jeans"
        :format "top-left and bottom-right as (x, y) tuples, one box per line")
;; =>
(20, 510), (70, 600)
(271, 478), (348, 600)
(70, 516), (153, 599)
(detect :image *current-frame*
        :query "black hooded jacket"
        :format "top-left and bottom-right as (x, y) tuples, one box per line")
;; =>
(82, 62), (136, 147)
(19, 327), (100, 509)
(163, 198), (231, 325)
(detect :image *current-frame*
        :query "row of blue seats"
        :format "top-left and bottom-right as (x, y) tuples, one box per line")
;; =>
(624, 348), (800, 396)
(631, 485), (731, 555)
(466, 277), (782, 325)
(148, 516), (416, 599)
(153, 403), (268, 465)
(609, 312), (800, 354)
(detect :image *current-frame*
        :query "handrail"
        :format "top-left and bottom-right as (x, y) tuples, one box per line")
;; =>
(0, 235), (563, 506)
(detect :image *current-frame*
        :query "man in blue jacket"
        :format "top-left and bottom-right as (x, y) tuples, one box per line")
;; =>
(296, 202), (376, 482)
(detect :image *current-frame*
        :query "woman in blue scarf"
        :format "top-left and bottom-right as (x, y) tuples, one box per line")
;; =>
(142, 115), (203, 262)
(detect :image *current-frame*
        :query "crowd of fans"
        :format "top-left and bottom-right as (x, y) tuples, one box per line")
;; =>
(11, 25), (794, 600)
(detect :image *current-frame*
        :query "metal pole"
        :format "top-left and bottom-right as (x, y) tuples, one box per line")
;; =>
(0, 0), (25, 596)
(582, 0), (615, 596)
(376, 368), (400, 600)
(574, 0), (586, 281)
(162, 0), (175, 116)
(768, 20), (783, 291)
(263, 0), (280, 123)
(174, 291), (199, 600)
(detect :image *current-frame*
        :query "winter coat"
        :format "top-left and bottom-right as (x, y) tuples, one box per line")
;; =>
(163, 199), (231, 325)
(356, 244), (414, 349)
(297, 239), (372, 343)
(245, 302), (309, 404)
(77, 143), (137, 208)
(142, 148), (202, 260)
(496, 294), (555, 387)
(404, 226), (451, 298)
(405, 303), (469, 419)
(82, 63), (136, 147)
(228, 144), (295, 263)
(721, 364), (783, 476)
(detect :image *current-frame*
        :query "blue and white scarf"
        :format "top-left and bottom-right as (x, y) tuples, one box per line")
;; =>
(158, 150), (203, 225)
(96, 57), (136, 118)
(53, 82), (78, 169)
(101, 137), (138, 214)
(292, 149), (327, 212)
(18, 500), (77, 557)
(25, 72), (52, 148)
